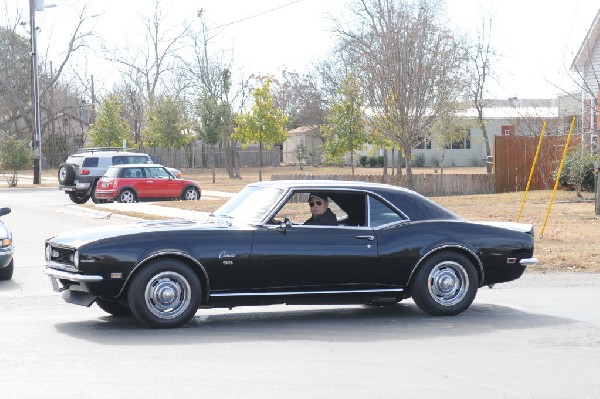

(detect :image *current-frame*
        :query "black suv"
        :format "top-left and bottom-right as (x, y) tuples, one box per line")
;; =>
(58, 148), (155, 204)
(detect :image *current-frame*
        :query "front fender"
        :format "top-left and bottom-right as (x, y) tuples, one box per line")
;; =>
(118, 251), (210, 303)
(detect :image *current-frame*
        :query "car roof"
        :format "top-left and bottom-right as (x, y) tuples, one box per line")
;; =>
(249, 179), (460, 221)
(70, 151), (149, 157)
(248, 179), (411, 194)
(107, 164), (165, 169)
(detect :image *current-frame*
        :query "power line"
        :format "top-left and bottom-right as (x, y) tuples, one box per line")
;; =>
(208, 0), (304, 31)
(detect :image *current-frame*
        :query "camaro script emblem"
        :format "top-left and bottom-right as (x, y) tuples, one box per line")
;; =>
(218, 251), (236, 259)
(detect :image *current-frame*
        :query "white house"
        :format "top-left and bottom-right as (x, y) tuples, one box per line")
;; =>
(409, 99), (558, 167)
(571, 8), (600, 148)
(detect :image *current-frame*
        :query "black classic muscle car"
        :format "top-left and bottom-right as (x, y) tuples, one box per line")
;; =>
(44, 180), (537, 328)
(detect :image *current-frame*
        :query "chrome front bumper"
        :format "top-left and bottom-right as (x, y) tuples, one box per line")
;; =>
(43, 267), (103, 292)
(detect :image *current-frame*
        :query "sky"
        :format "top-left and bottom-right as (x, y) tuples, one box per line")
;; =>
(3, 0), (599, 100)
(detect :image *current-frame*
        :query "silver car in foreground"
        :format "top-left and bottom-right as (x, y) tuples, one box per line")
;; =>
(0, 207), (14, 280)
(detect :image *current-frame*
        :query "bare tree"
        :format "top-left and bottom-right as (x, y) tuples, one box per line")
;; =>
(182, 13), (240, 178)
(0, 3), (96, 156)
(271, 69), (326, 129)
(468, 15), (495, 173)
(104, 0), (190, 107)
(335, 0), (468, 189)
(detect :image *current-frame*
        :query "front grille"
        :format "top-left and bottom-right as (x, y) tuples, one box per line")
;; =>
(47, 244), (76, 269)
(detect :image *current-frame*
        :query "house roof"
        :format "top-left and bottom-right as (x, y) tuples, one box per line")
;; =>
(571, 8), (600, 70)
(287, 125), (320, 135)
(462, 106), (558, 119)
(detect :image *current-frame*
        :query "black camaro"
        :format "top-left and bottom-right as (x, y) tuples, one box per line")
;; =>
(44, 180), (537, 328)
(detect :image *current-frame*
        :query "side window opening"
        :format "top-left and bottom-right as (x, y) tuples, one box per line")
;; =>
(271, 191), (366, 227)
(82, 157), (99, 167)
(369, 196), (403, 227)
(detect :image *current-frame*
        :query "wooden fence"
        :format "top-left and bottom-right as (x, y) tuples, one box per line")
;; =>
(271, 173), (495, 197)
(494, 135), (580, 193)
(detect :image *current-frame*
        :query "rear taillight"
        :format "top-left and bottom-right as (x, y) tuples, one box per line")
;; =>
(80, 169), (90, 175)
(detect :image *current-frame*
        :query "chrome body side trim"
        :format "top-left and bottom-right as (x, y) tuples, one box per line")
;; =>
(210, 288), (404, 297)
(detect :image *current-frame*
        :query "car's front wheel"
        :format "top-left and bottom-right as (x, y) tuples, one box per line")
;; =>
(118, 189), (137, 203)
(127, 258), (201, 328)
(411, 252), (478, 316)
(0, 259), (13, 280)
(68, 191), (90, 204)
(95, 297), (132, 317)
(181, 187), (200, 200)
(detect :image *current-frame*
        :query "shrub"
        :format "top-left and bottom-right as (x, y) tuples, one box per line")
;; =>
(368, 155), (384, 167)
(0, 135), (33, 187)
(553, 148), (596, 197)
(412, 153), (426, 167)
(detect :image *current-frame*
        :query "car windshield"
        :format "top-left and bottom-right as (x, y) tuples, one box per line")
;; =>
(214, 186), (284, 224)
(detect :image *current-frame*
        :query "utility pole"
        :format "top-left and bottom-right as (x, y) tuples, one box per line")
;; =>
(29, 0), (42, 184)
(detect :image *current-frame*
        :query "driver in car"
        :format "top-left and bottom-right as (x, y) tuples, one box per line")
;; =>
(304, 193), (338, 226)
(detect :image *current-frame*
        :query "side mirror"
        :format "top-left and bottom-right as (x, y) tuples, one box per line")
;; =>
(267, 216), (292, 233)
(0, 207), (11, 217)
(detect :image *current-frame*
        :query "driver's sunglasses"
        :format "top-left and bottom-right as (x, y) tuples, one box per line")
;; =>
(308, 200), (323, 207)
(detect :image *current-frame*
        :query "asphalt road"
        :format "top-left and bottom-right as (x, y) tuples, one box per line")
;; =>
(0, 188), (599, 398)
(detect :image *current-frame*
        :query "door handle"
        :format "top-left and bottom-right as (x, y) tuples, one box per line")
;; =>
(355, 235), (375, 241)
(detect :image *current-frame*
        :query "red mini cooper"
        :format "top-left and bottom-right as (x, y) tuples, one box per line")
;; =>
(94, 164), (201, 203)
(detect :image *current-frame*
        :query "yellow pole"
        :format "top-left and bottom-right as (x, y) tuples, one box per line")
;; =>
(517, 122), (547, 222)
(540, 116), (576, 238)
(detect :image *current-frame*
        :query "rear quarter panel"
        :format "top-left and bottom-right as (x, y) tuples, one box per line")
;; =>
(375, 220), (534, 287)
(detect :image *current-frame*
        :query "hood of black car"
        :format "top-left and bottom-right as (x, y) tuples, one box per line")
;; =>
(48, 219), (234, 248)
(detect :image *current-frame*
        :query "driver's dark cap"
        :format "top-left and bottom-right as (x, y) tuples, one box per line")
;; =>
(308, 192), (328, 202)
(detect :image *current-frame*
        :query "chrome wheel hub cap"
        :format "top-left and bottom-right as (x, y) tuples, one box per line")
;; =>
(145, 272), (191, 319)
(428, 261), (469, 306)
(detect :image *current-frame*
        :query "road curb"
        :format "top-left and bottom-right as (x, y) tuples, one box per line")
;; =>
(64, 205), (143, 223)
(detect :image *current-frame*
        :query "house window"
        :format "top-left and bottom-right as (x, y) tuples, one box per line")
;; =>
(444, 128), (471, 149)
(501, 125), (515, 136)
(415, 138), (432, 149)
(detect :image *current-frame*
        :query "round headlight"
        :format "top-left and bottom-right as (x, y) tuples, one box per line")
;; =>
(73, 250), (79, 269)
(45, 244), (52, 260)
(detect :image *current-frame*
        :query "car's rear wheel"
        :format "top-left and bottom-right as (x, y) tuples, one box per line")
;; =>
(118, 189), (137, 203)
(58, 163), (75, 185)
(411, 252), (478, 316)
(127, 258), (201, 328)
(0, 259), (14, 280)
(181, 187), (200, 200)
(68, 191), (90, 204)
(95, 297), (132, 317)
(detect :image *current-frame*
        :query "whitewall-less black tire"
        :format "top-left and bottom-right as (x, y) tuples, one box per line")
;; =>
(127, 259), (201, 328)
(411, 252), (478, 316)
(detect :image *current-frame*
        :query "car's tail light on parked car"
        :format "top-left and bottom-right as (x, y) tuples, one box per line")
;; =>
(80, 169), (90, 175)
